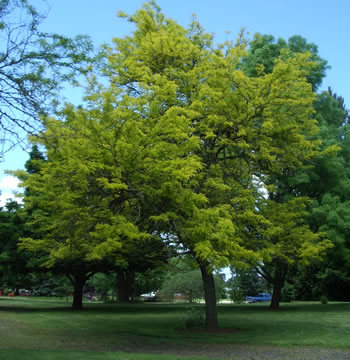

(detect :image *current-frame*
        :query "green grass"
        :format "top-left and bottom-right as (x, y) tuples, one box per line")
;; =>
(0, 349), (221, 360)
(0, 297), (350, 359)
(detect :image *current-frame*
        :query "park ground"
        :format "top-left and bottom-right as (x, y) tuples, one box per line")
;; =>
(1, 297), (350, 359)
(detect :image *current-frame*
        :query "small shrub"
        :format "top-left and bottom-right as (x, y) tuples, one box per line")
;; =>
(281, 283), (295, 302)
(320, 295), (328, 304)
(3, 288), (9, 296)
(182, 306), (205, 329)
(229, 288), (244, 304)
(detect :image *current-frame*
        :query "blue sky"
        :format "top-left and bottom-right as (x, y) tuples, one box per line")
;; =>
(1, 0), (349, 203)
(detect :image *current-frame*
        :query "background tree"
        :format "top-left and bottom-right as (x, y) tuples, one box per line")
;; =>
(242, 33), (328, 91)
(0, 0), (93, 155)
(228, 268), (268, 298)
(29, 273), (72, 297)
(261, 89), (350, 302)
(91, 273), (116, 301)
(241, 33), (341, 307)
(132, 267), (167, 298)
(253, 198), (332, 309)
(290, 89), (350, 301)
(160, 261), (204, 303)
(0, 199), (31, 294)
(115, 236), (168, 302)
(159, 258), (226, 303)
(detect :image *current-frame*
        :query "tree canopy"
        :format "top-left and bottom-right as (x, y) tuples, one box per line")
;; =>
(9, 2), (340, 326)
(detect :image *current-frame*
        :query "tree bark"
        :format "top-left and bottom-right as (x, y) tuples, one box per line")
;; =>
(270, 265), (287, 310)
(69, 272), (87, 310)
(200, 264), (218, 329)
(116, 270), (135, 302)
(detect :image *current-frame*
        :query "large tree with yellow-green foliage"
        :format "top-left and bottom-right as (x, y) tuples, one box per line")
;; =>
(104, 3), (323, 328)
(15, 83), (199, 309)
(18, 3), (324, 324)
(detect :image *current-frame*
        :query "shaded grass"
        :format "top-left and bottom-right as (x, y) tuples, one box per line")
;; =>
(0, 349), (221, 360)
(0, 297), (350, 354)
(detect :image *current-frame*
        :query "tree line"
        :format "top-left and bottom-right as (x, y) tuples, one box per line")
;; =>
(0, 1), (349, 330)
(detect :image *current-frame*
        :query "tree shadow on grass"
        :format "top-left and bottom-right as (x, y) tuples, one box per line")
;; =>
(0, 300), (194, 315)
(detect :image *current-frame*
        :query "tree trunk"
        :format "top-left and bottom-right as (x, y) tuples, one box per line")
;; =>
(200, 264), (218, 329)
(116, 270), (135, 302)
(70, 272), (87, 310)
(270, 266), (287, 310)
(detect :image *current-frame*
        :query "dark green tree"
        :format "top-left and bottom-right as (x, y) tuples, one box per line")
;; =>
(228, 268), (268, 297)
(160, 259), (204, 303)
(0, 200), (30, 294)
(115, 236), (168, 302)
(160, 258), (226, 303)
(133, 266), (167, 298)
(243, 33), (328, 90)
(302, 90), (350, 300)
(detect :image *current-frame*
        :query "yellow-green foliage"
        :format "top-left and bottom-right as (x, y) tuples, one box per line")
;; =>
(105, 4), (322, 270)
(258, 198), (333, 266)
(15, 2), (325, 273)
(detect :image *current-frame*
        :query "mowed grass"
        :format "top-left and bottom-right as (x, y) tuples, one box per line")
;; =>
(0, 349), (222, 360)
(0, 296), (350, 359)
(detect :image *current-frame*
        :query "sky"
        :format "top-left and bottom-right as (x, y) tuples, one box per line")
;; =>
(1, 0), (349, 205)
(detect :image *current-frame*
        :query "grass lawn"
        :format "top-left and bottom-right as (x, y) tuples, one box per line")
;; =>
(0, 349), (221, 360)
(0, 296), (350, 359)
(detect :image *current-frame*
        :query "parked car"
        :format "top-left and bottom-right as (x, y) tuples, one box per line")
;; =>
(246, 292), (271, 303)
(140, 291), (159, 302)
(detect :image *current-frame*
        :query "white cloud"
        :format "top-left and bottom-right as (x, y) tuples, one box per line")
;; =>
(0, 175), (20, 190)
(0, 192), (19, 207)
(0, 176), (22, 207)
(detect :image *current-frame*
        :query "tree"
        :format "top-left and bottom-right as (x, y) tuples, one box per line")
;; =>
(133, 266), (167, 298)
(264, 88), (350, 302)
(106, 3), (323, 328)
(29, 273), (72, 297)
(297, 89), (350, 301)
(115, 236), (168, 302)
(241, 33), (339, 309)
(160, 262), (204, 303)
(254, 198), (332, 309)
(242, 33), (328, 91)
(15, 119), (148, 309)
(0, 199), (31, 293)
(160, 258), (225, 303)
(16, 3), (324, 323)
(0, 0), (93, 155)
(14, 53), (199, 310)
(228, 268), (268, 298)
